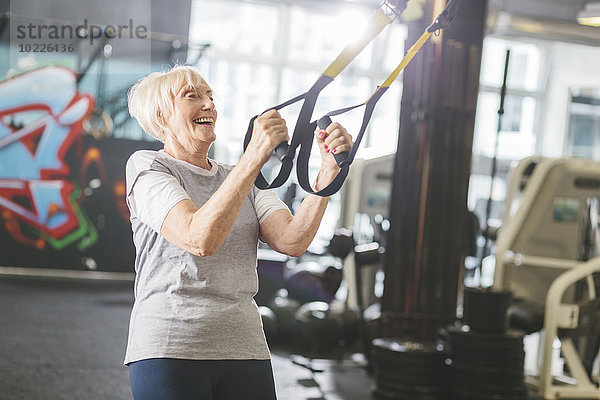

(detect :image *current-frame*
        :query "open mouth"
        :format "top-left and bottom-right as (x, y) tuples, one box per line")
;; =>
(193, 117), (214, 126)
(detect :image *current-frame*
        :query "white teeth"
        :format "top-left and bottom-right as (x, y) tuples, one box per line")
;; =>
(193, 117), (214, 124)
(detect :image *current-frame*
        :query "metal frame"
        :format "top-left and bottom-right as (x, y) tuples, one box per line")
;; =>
(493, 156), (600, 399)
(540, 256), (600, 399)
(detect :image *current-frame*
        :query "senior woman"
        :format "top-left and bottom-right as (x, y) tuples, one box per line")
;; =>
(123, 65), (353, 400)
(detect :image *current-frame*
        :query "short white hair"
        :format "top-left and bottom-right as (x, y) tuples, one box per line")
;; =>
(127, 65), (208, 142)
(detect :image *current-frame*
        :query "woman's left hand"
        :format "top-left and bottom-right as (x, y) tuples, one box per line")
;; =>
(315, 122), (353, 170)
(312, 122), (354, 191)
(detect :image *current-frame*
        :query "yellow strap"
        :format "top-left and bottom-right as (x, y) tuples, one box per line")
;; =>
(323, 9), (393, 78)
(380, 30), (432, 88)
(361, 30), (432, 104)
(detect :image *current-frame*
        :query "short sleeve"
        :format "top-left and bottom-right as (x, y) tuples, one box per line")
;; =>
(254, 188), (290, 224)
(128, 170), (191, 233)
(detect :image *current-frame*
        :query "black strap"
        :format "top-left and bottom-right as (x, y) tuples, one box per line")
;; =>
(243, 75), (333, 190)
(244, 81), (390, 197)
(295, 86), (389, 196)
(242, 94), (304, 190)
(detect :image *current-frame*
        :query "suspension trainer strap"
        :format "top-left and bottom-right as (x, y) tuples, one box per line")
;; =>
(243, 76), (333, 190)
(243, 7), (396, 190)
(296, 86), (389, 196)
(242, 93), (304, 190)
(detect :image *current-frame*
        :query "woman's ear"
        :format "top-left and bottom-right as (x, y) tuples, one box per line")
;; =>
(157, 109), (165, 126)
(155, 109), (169, 137)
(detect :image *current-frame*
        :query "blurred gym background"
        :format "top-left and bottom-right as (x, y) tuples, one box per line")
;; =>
(2, 0), (600, 399)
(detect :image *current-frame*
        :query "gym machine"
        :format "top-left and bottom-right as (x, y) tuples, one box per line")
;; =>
(492, 156), (600, 399)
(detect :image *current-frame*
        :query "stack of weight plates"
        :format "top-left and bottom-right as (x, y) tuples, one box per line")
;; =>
(445, 324), (528, 400)
(371, 338), (447, 400)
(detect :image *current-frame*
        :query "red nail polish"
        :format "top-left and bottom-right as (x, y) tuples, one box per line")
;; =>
(324, 144), (328, 150)
(333, 149), (337, 154)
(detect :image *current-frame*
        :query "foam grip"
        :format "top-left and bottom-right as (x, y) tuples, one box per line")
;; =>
(317, 116), (350, 168)
(274, 141), (289, 162)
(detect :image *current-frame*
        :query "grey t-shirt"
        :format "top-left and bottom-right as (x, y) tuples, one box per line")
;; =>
(123, 150), (286, 364)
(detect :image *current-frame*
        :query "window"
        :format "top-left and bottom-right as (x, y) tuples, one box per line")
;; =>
(188, 1), (281, 58)
(474, 38), (542, 158)
(468, 37), (545, 219)
(566, 88), (600, 160)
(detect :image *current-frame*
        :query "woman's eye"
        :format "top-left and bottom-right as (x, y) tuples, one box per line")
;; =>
(185, 92), (196, 98)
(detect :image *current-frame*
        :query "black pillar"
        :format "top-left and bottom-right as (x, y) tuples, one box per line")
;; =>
(381, 0), (487, 342)
(372, 1), (487, 397)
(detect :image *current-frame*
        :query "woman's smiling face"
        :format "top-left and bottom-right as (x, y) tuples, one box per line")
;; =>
(163, 81), (218, 147)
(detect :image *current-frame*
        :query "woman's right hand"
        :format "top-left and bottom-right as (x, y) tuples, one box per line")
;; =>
(247, 109), (289, 165)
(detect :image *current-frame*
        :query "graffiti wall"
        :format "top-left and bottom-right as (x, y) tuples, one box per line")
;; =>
(0, 66), (160, 272)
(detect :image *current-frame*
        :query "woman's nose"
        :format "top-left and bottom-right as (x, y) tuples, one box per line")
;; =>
(202, 97), (215, 110)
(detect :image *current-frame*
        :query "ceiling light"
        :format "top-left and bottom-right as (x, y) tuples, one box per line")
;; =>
(577, 2), (600, 27)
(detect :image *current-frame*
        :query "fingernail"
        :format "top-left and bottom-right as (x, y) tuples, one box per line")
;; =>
(326, 148), (330, 153)
(333, 149), (337, 154)
(324, 144), (328, 150)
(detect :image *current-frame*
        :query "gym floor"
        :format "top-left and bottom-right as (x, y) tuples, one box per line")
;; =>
(0, 275), (373, 400)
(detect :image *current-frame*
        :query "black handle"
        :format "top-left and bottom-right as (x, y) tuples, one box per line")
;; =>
(317, 116), (349, 168)
(248, 114), (291, 163)
(274, 141), (290, 162)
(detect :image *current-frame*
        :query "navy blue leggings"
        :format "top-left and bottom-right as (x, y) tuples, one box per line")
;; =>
(129, 358), (278, 400)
